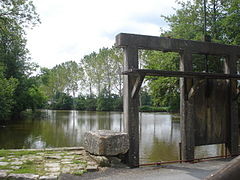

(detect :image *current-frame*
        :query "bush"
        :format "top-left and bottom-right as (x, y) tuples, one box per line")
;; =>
(140, 105), (169, 112)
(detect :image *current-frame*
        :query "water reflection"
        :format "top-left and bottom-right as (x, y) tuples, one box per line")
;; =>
(0, 110), (222, 163)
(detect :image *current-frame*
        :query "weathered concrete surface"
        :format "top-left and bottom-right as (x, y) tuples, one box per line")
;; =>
(8, 173), (39, 180)
(205, 155), (240, 180)
(60, 158), (232, 180)
(84, 130), (129, 156)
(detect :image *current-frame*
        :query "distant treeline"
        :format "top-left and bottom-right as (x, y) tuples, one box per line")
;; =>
(44, 90), (170, 112)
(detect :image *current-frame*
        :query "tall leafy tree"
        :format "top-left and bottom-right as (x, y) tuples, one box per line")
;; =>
(0, 64), (18, 120)
(0, 0), (41, 118)
(143, 0), (240, 111)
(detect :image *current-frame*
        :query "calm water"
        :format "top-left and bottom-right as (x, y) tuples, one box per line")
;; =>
(0, 110), (223, 163)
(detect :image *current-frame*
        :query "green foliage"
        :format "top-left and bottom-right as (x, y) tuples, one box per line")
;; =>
(0, 65), (18, 120)
(96, 88), (123, 111)
(75, 95), (86, 110)
(0, 0), (42, 120)
(140, 90), (152, 106)
(142, 0), (240, 112)
(85, 95), (97, 111)
(11, 160), (40, 174)
(140, 106), (169, 112)
(163, 0), (240, 44)
(50, 92), (73, 110)
(39, 61), (84, 104)
(142, 51), (180, 111)
(219, 0), (240, 44)
(73, 169), (87, 176)
(81, 47), (123, 97)
(0, 149), (39, 157)
(27, 85), (47, 111)
(37, 47), (124, 112)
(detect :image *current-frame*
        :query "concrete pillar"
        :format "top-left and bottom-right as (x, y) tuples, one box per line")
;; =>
(123, 45), (139, 167)
(180, 50), (195, 161)
(224, 54), (239, 155)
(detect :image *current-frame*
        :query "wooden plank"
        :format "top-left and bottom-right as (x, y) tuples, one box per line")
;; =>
(123, 45), (140, 167)
(116, 33), (240, 56)
(131, 74), (145, 99)
(122, 69), (240, 79)
(194, 80), (228, 146)
(224, 55), (239, 156)
(179, 50), (195, 161)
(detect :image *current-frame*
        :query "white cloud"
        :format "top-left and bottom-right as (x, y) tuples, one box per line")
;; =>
(26, 0), (179, 68)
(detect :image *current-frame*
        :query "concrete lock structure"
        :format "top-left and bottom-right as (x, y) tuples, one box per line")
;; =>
(115, 33), (240, 167)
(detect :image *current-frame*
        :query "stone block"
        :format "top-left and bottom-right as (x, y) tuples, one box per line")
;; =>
(84, 130), (129, 156)
(39, 175), (58, 180)
(8, 173), (39, 180)
(0, 162), (8, 166)
(0, 172), (7, 180)
(86, 165), (98, 172)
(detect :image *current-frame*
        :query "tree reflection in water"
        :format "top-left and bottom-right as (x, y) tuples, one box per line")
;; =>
(0, 110), (221, 163)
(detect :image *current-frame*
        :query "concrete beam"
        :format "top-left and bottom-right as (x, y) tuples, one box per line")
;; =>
(123, 45), (140, 167)
(115, 33), (240, 56)
(224, 55), (239, 155)
(180, 50), (195, 161)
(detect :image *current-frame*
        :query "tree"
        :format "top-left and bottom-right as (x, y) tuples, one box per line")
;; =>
(50, 92), (73, 110)
(27, 85), (47, 111)
(0, 65), (18, 120)
(61, 61), (84, 97)
(0, 0), (41, 118)
(39, 61), (84, 109)
(219, 0), (240, 45)
(143, 0), (240, 112)
(96, 88), (112, 111)
(142, 51), (180, 111)
(81, 52), (98, 96)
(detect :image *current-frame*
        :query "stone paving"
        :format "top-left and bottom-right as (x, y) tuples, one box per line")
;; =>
(0, 147), (108, 180)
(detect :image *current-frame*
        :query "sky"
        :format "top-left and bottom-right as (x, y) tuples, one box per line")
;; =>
(26, 0), (180, 68)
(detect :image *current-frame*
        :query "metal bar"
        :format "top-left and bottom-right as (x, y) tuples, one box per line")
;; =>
(139, 154), (239, 167)
(122, 69), (240, 79)
(179, 142), (182, 163)
(204, 0), (207, 40)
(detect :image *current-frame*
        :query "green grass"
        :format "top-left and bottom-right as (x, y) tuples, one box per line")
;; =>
(10, 160), (44, 175)
(73, 169), (87, 176)
(0, 150), (63, 158)
(0, 150), (40, 157)
(0, 164), (12, 170)
(0, 149), (90, 177)
(72, 160), (87, 165)
(140, 105), (169, 112)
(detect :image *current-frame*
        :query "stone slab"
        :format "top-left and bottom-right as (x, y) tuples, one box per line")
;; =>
(84, 130), (129, 156)
(8, 173), (39, 180)
(0, 162), (8, 166)
(0, 172), (7, 179)
(86, 165), (98, 172)
(39, 176), (58, 180)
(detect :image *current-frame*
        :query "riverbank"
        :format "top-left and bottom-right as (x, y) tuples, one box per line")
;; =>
(0, 147), (110, 180)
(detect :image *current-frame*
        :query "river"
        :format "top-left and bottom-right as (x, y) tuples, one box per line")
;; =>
(0, 110), (224, 163)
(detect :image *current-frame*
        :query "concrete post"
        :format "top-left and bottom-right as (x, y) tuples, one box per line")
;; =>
(123, 45), (139, 167)
(180, 50), (195, 161)
(224, 55), (239, 155)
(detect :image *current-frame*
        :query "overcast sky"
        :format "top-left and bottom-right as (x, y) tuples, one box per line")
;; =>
(26, 0), (180, 68)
